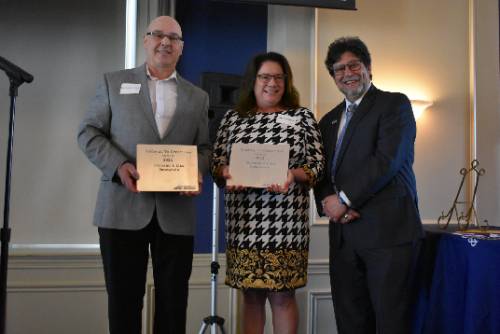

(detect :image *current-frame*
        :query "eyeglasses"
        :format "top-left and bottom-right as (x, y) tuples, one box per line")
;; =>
(146, 31), (183, 44)
(256, 74), (286, 83)
(331, 60), (363, 77)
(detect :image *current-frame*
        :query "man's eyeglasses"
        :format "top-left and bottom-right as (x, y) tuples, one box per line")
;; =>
(256, 74), (286, 83)
(331, 60), (363, 77)
(146, 31), (183, 44)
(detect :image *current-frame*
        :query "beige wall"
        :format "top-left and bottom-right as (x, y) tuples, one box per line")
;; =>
(476, 0), (500, 226)
(272, 0), (500, 224)
(267, 5), (315, 109)
(314, 0), (500, 225)
(289, 0), (480, 223)
(316, 0), (471, 222)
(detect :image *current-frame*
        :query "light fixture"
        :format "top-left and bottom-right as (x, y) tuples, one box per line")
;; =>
(410, 99), (433, 120)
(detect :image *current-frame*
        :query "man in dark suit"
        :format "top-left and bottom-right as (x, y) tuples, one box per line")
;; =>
(78, 16), (210, 334)
(314, 37), (423, 334)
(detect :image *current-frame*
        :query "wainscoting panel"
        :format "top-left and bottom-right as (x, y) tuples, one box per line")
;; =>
(6, 247), (234, 334)
(7, 284), (108, 334)
(307, 290), (336, 334)
(7, 231), (333, 334)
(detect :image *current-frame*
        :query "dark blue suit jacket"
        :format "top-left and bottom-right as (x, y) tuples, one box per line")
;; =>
(314, 85), (423, 249)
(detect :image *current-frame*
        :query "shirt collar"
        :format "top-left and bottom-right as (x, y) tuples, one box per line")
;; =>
(146, 66), (177, 82)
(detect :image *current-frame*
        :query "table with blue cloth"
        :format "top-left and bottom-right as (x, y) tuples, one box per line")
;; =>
(414, 224), (500, 334)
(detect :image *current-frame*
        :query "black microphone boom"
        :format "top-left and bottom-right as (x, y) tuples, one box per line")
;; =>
(0, 55), (33, 334)
(0, 56), (33, 84)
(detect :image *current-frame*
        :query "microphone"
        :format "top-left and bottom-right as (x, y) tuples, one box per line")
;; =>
(0, 56), (34, 84)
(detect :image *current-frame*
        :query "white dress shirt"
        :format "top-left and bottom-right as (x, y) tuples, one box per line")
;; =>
(147, 68), (178, 139)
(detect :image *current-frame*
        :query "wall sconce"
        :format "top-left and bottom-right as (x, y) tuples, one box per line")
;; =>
(411, 99), (433, 120)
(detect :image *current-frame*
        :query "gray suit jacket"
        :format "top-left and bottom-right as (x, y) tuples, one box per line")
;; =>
(78, 64), (210, 235)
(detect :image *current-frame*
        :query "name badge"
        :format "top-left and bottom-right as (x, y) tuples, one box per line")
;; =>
(276, 114), (300, 127)
(120, 83), (141, 94)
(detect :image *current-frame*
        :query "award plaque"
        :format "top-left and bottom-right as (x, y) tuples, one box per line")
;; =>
(136, 144), (198, 192)
(227, 143), (289, 188)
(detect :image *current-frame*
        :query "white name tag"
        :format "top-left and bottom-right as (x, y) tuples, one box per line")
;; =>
(276, 114), (300, 127)
(120, 83), (141, 94)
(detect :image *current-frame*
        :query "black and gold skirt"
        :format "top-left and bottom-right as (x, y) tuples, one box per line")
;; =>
(225, 247), (308, 291)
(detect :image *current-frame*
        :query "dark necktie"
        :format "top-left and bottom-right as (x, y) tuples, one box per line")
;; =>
(331, 103), (356, 182)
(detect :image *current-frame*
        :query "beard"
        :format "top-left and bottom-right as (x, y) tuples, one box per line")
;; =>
(338, 74), (370, 102)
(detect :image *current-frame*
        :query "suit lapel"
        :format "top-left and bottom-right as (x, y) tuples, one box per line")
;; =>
(132, 64), (159, 137)
(334, 85), (378, 173)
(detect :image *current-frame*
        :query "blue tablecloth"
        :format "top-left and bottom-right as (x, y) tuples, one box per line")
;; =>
(415, 232), (500, 334)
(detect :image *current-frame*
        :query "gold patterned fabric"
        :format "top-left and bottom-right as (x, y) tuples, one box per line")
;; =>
(226, 247), (309, 290)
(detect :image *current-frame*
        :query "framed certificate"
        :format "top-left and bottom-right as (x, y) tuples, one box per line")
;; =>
(136, 144), (198, 192)
(227, 143), (289, 188)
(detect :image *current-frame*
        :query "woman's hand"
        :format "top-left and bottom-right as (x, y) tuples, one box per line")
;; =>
(267, 170), (295, 193)
(222, 165), (247, 192)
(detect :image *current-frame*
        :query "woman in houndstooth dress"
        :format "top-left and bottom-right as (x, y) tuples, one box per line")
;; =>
(212, 52), (324, 334)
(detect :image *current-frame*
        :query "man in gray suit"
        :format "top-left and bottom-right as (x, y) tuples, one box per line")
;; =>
(78, 16), (210, 334)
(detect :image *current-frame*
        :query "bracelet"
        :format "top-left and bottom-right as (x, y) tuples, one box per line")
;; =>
(302, 164), (317, 188)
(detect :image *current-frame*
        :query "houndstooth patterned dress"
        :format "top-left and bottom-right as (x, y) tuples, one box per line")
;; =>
(212, 107), (324, 291)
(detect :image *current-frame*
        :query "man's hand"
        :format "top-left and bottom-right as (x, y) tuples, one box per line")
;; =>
(117, 162), (140, 193)
(340, 208), (361, 224)
(322, 194), (361, 223)
(180, 172), (203, 196)
(321, 194), (346, 222)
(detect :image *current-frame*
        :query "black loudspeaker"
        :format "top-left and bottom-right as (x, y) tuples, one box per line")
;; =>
(210, 0), (356, 10)
(201, 72), (242, 143)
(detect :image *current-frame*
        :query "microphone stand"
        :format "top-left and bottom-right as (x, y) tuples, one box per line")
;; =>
(198, 182), (226, 334)
(0, 56), (33, 334)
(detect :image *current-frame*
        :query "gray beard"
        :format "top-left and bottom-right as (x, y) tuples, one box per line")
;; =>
(342, 81), (369, 102)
